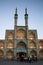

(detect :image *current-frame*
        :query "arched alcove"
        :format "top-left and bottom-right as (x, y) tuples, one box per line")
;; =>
(0, 41), (4, 49)
(30, 50), (37, 56)
(17, 29), (26, 39)
(39, 49), (43, 59)
(6, 50), (14, 59)
(28, 32), (35, 40)
(38, 40), (43, 48)
(7, 32), (13, 39)
(0, 49), (4, 59)
(6, 41), (14, 48)
(29, 41), (36, 48)
(17, 41), (26, 48)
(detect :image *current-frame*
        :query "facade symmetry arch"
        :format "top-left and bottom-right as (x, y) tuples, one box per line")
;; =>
(16, 41), (27, 53)
(0, 41), (4, 49)
(30, 50), (37, 56)
(39, 49), (43, 59)
(0, 49), (4, 59)
(28, 32), (35, 40)
(16, 29), (26, 39)
(6, 50), (14, 59)
(29, 41), (36, 48)
(38, 40), (43, 48)
(7, 32), (14, 40)
(6, 41), (14, 48)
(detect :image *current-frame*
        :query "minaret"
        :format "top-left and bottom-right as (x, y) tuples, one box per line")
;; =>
(24, 8), (28, 26)
(14, 8), (18, 27)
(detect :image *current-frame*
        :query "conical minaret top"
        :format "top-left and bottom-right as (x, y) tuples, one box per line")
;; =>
(15, 8), (17, 15)
(14, 8), (18, 27)
(25, 8), (28, 26)
(25, 8), (27, 14)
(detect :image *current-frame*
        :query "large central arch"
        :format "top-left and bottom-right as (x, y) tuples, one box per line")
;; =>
(16, 41), (27, 58)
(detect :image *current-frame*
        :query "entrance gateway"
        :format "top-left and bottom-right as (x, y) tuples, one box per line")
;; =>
(16, 48), (27, 59)
(16, 41), (27, 59)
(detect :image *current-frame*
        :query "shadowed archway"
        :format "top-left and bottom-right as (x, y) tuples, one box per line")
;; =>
(0, 50), (4, 59)
(30, 50), (37, 56)
(16, 41), (27, 58)
(39, 49), (43, 59)
(6, 50), (14, 59)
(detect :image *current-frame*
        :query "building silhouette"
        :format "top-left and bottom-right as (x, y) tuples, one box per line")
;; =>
(0, 8), (43, 60)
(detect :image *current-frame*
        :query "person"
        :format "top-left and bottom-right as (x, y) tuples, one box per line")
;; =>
(24, 56), (28, 62)
(35, 56), (37, 62)
(29, 56), (32, 63)
(32, 55), (35, 61)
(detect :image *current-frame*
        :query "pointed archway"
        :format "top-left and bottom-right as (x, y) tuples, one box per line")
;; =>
(30, 50), (37, 56)
(16, 41), (27, 58)
(6, 50), (14, 59)
(39, 49), (43, 59)
(0, 49), (4, 59)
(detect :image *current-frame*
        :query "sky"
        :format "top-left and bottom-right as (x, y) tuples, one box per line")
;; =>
(0, 0), (43, 39)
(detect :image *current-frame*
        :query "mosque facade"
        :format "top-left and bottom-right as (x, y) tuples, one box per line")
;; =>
(0, 8), (43, 60)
